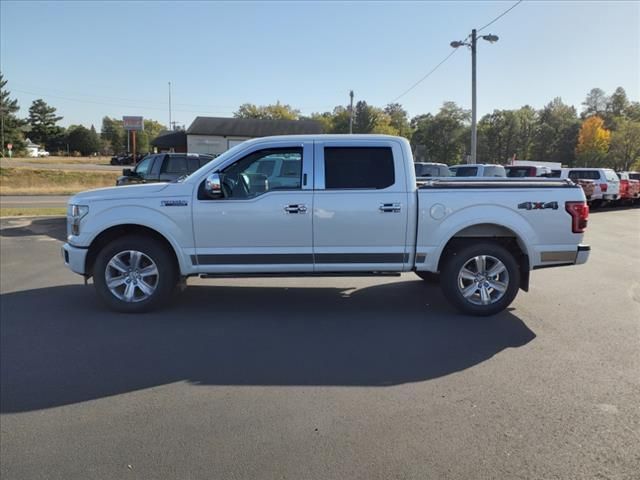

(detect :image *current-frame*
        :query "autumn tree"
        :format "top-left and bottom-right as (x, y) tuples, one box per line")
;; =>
(575, 116), (611, 167)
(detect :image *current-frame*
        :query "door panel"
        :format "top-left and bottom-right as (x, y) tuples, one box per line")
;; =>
(313, 141), (410, 272)
(192, 143), (314, 273)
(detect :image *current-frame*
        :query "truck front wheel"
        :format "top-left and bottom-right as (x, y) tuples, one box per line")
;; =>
(440, 241), (520, 316)
(93, 235), (177, 313)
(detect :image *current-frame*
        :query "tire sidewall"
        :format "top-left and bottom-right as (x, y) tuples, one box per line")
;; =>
(440, 242), (520, 316)
(93, 235), (176, 313)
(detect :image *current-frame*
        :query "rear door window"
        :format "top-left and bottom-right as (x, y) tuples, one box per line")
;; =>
(162, 155), (188, 174)
(568, 170), (599, 180)
(453, 166), (478, 177)
(324, 147), (395, 189)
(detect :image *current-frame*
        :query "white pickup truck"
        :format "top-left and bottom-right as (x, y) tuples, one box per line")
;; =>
(63, 135), (590, 316)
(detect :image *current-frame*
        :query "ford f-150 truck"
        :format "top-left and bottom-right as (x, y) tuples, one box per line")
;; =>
(62, 135), (590, 316)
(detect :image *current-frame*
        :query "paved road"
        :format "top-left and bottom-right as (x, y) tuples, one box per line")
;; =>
(1, 195), (70, 209)
(1, 158), (122, 172)
(1, 210), (638, 479)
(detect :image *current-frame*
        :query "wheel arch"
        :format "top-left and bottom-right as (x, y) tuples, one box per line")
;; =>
(436, 223), (531, 292)
(85, 224), (182, 278)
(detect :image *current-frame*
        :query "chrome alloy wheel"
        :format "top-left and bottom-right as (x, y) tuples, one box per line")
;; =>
(105, 250), (159, 303)
(457, 255), (509, 306)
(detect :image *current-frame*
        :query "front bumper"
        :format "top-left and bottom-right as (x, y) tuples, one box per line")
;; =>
(62, 243), (88, 275)
(575, 244), (590, 265)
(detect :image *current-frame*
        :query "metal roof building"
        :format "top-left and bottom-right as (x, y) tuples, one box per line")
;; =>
(186, 116), (323, 155)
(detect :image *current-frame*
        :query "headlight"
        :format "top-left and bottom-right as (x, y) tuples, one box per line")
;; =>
(68, 204), (89, 236)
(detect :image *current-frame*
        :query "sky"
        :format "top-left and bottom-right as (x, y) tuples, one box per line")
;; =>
(1, 0), (638, 130)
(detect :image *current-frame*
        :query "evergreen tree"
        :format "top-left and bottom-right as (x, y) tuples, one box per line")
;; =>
(0, 72), (27, 155)
(28, 98), (63, 149)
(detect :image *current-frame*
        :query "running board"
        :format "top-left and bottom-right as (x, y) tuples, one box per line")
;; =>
(199, 272), (402, 279)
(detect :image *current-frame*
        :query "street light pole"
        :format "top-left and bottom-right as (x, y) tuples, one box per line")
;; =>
(470, 29), (477, 164)
(451, 31), (498, 164)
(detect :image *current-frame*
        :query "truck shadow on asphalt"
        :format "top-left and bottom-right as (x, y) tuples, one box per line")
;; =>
(0, 281), (535, 413)
(0, 217), (67, 242)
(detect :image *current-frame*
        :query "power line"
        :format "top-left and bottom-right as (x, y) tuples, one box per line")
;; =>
(477, 0), (523, 33)
(389, 1), (523, 103)
(390, 49), (459, 103)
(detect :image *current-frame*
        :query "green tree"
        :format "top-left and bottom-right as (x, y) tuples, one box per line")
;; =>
(234, 101), (300, 120)
(27, 99), (64, 150)
(581, 88), (608, 118)
(411, 102), (470, 164)
(67, 125), (102, 155)
(608, 119), (640, 170)
(531, 97), (580, 165)
(101, 116), (125, 153)
(513, 105), (538, 160)
(353, 101), (377, 133)
(384, 103), (412, 138)
(477, 109), (521, 163)
(607, 87), (629, 118)
(0, 72), (27, 155)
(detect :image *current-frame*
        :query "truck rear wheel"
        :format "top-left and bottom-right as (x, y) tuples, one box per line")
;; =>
(93, 235), (177, 313)
(440, 241), (520, 316)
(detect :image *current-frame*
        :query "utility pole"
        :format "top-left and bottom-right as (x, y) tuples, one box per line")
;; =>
(470, 29), (477, 164)
(168, 81), (172, 131)
(349, 90), (354, 134)
(451, 30), (498, 164)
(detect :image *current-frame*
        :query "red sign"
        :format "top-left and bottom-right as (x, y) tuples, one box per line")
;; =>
(122, 116), (144, 131)
(7, 144), (12, 150)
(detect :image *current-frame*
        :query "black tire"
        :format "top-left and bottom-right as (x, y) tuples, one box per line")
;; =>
(93, 235), (178, 313)
(415, 271), (439, 283)
(440, 241), (520, 316)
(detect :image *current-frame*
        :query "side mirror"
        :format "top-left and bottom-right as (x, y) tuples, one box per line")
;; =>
(204, 173), (224, 199)
(123, 168), (135, 176)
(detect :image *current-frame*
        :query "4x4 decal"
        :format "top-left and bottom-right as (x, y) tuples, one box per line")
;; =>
(518, 201), (558, 210)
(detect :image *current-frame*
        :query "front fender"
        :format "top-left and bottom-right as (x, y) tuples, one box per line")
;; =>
(75, 204), (194, 275)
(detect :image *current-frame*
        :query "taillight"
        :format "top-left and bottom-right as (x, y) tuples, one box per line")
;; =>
(565, 201), (589, 233)
(600, 183), (608, 192)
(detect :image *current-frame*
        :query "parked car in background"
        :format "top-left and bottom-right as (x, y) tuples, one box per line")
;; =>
(560, 168), (620, 208)
(414, 162), (451, 179)
(37, 150), (50, 157)
(505, 165), (552, 177)
(116, 153), (214, 186)
(449, 164), (506, 177)
(110, 152), (146, 166)
(616, 172), (640, 205)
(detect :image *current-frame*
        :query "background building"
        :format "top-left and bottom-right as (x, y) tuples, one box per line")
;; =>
(185, 117), (323, 155)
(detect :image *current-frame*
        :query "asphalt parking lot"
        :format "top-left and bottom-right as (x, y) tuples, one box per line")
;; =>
(1, 209), (639, 479)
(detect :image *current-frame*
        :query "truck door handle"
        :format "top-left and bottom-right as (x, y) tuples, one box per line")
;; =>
(379, 203), (401, 213)
(284, 204), (307, 214)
